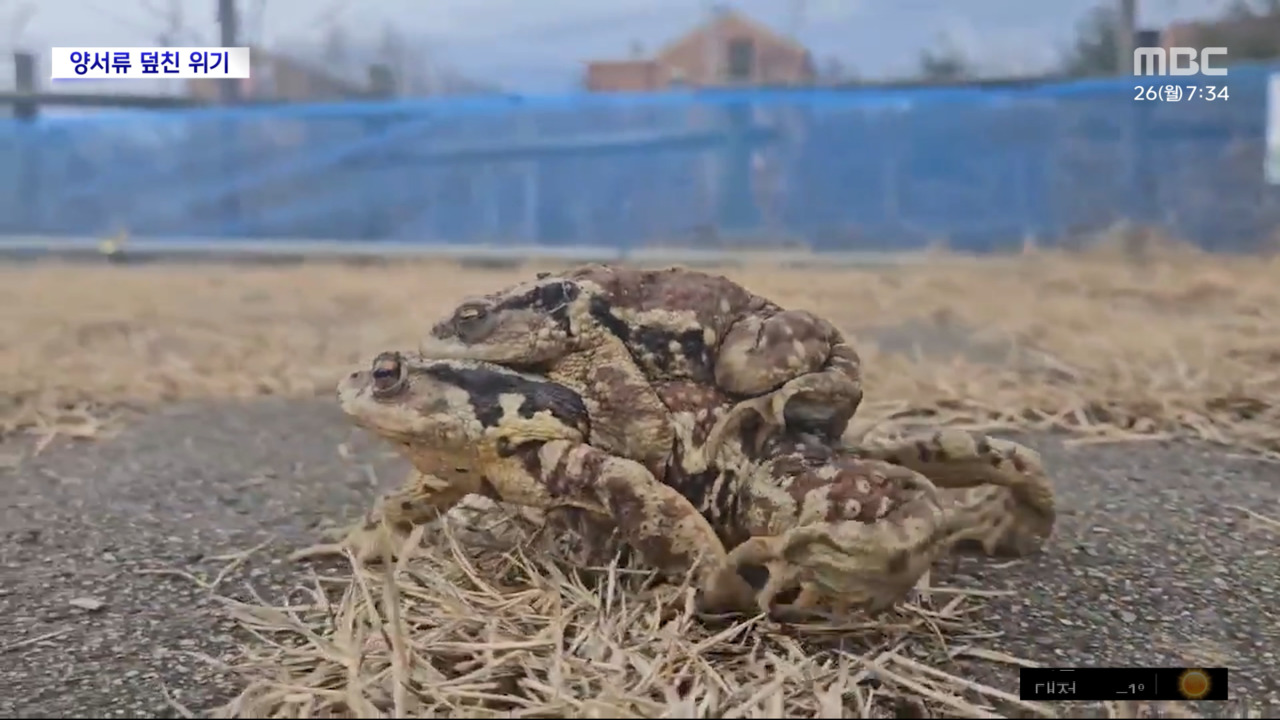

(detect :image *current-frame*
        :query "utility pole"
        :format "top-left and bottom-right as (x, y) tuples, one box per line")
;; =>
(215, 0), (242, 229)
(217, 0), (241, 103)
(703, 1), (719, 86)
(13, 51), (36, 120)
(1116, 0), (1136, 75)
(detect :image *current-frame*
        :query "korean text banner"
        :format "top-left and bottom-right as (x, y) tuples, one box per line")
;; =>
(50, 47), (251, 80)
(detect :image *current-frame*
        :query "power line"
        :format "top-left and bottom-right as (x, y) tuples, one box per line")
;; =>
(138, 0), (186, 45)
(304, 0), (351, 34)
(83, 1), (164, 38)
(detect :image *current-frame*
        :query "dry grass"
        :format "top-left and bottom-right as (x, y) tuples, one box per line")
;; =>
(3, 240), (1275, 718)
(213, 503), (1054, 719)
(202, 500), (1220, 719)
(3, 243), (1278, 454)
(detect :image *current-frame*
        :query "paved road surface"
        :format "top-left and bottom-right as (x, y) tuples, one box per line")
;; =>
(1, 398), (1276, 718)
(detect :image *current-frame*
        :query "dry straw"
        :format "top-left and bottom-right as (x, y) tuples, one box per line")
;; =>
(212, 502), (1056, 718)
(205, 499), (1212, 719)
(2, 237), (1271, 717)
(3, 240), (1277, 455)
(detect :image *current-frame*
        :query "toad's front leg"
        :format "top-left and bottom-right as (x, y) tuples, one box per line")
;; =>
(496, 438), (757, 613)
(550, 339), (677, 481)
(290, 469), (469, 564)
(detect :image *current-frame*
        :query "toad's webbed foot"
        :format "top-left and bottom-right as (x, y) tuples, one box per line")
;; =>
(289, 521), (405, 566)
(852, 429), (1056, 556)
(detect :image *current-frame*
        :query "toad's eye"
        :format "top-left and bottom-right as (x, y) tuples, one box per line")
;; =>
(370, 352), (405, 396)
(455, 305), (487, 323)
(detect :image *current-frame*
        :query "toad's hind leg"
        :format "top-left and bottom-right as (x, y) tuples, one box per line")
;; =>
(710, 464), (948, 616)
(714, 310), (852, 398)
(853, 429), (1056, 556)
(718, 506), (947, 617)
(703, 321), (863, 468)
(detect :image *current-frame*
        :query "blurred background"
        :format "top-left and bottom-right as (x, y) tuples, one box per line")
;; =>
(2, 0), (1279, 255)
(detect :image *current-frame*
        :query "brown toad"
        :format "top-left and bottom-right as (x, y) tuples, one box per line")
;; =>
(302, 351), (757, 612)
(417, 264), (863, 475)
(651, 379), (1056, 613)
(315, 351), (1054, 619)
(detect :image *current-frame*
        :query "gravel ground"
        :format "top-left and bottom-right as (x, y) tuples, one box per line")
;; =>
(0, 398), (1276, 719)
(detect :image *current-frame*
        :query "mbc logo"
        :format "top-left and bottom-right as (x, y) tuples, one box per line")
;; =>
(1133, 47), (1228, 76)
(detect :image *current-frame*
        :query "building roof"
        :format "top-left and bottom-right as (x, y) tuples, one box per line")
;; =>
(655, 7), (809, 62)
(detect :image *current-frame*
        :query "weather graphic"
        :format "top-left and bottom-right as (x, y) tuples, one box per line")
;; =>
(1178, 669), (1212, 700)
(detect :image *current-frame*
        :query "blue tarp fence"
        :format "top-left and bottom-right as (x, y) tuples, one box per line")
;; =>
(2, 63), (1278, 254)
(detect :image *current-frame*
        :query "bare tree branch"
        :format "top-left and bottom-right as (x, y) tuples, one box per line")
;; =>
(9, 2), (36, 48)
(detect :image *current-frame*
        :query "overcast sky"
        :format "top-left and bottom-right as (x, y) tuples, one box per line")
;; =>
(2, 0), (1247, 93)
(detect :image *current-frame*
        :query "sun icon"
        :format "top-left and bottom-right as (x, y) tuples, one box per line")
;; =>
(1178, 668), (1212, 700)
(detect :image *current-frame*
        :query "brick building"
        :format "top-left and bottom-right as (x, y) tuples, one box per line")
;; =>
(584, 8), (816, 92)
(1158, 14), (1280, 63)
